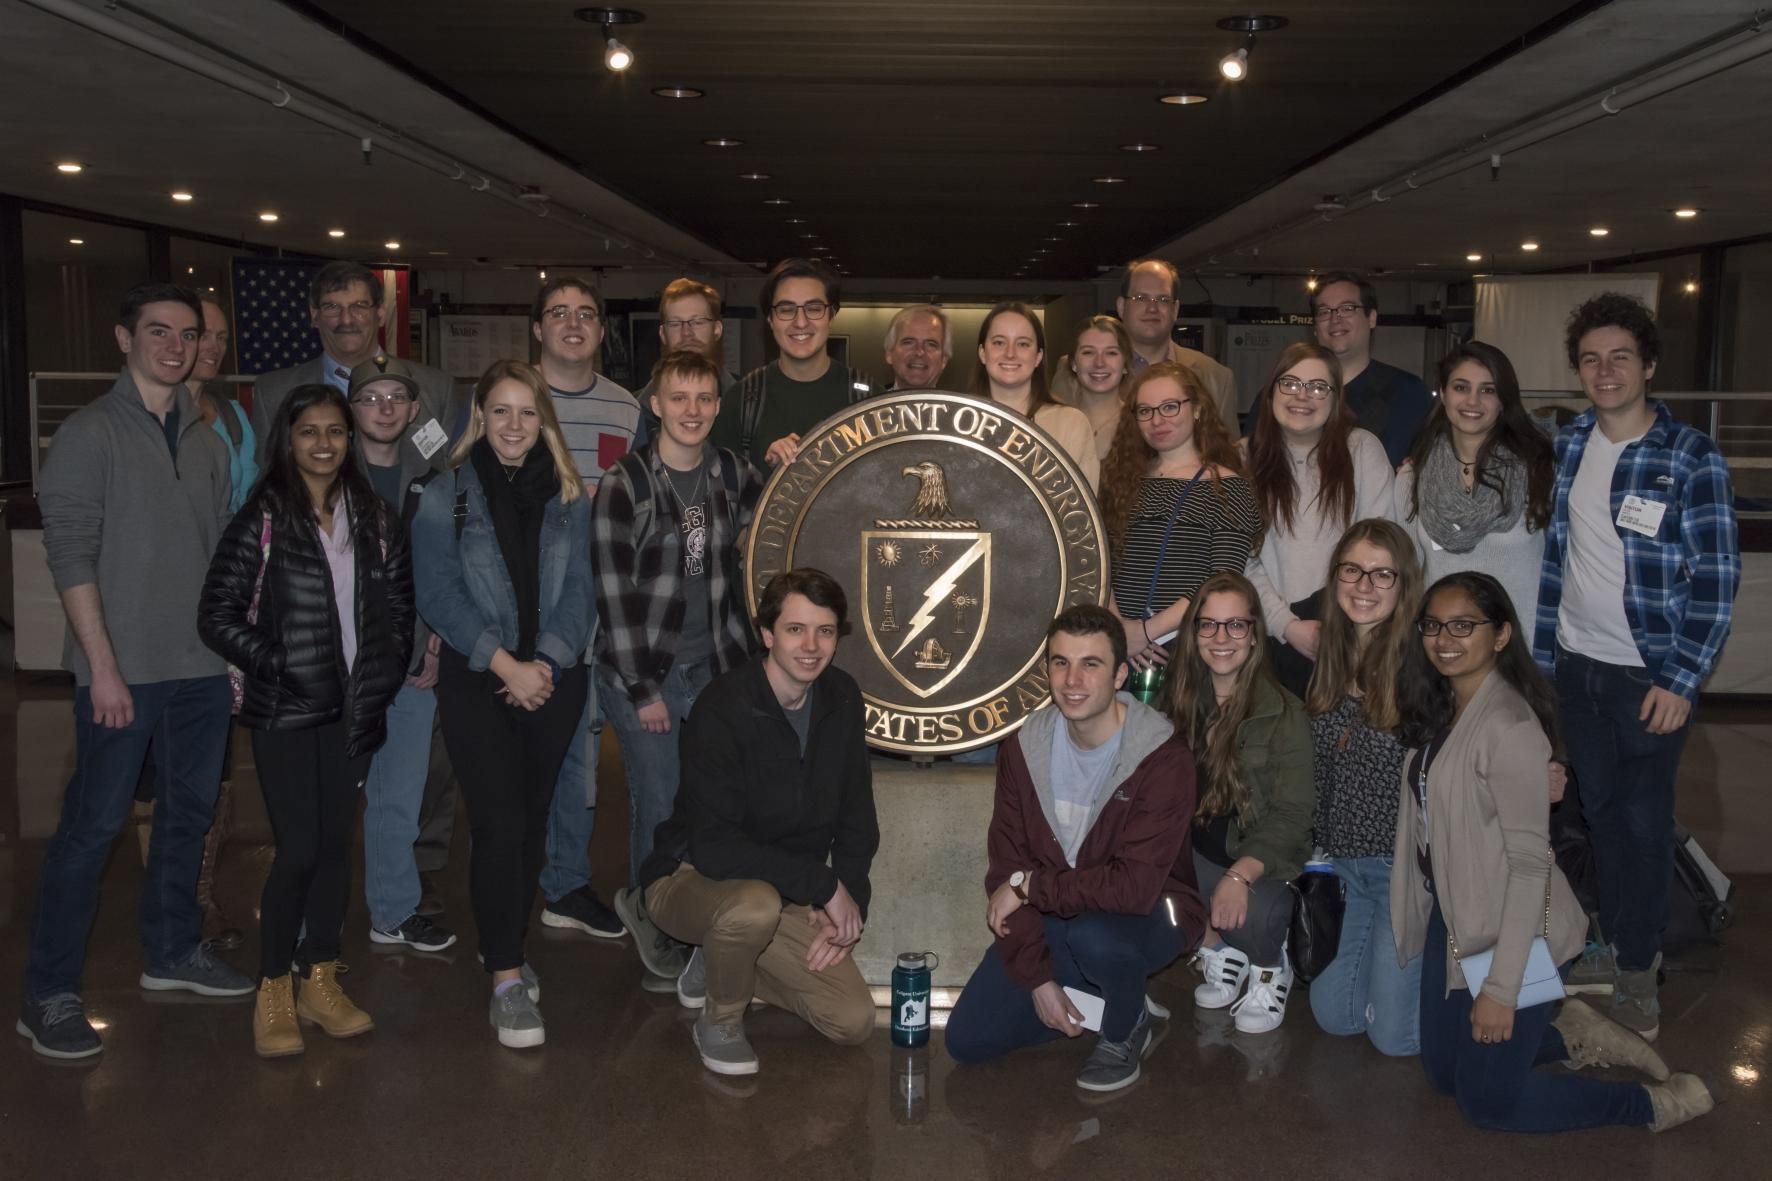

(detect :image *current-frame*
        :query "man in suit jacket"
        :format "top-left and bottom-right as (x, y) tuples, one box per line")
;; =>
(250, 260), (458, 464)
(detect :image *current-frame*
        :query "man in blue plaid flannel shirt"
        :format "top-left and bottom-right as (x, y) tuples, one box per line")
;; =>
(1533, 292), (1739, 1041)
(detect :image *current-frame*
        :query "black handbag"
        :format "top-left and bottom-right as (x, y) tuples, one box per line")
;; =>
(1288, 865), (1345, 983)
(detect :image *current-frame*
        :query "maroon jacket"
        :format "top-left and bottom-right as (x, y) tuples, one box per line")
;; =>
(985, 696), (1207, 990)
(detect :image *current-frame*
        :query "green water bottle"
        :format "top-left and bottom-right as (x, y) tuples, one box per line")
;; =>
(1131, 664), (1165, 705)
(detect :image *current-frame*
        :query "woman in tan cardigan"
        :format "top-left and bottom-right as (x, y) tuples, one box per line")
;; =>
(1392, 571), (1709, 1133)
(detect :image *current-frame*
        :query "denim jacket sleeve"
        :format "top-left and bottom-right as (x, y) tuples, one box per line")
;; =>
(534, 495), (594, 669)
(411, 473), (502, 671)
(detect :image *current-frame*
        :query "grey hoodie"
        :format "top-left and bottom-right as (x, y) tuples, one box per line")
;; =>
(39, 371), (231, 685)
(1015, 691), (1177, 867)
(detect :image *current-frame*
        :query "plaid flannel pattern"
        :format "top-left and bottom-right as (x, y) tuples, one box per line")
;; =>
(1533, 400), (1740, 699)
(591, 443), (763, 707)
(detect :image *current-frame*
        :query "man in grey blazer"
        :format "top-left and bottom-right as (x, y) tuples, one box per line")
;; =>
(250, 260), (458, 464)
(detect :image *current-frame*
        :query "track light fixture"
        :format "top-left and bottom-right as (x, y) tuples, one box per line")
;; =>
(575, 8), (645, 73)
(1215, 15), (1287, 83)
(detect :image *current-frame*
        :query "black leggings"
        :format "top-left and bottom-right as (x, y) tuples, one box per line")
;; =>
(251, 721), (369, 980)
(435, 648), (588, 973)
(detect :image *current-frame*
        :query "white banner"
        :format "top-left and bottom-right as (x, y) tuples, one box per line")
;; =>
(1474, 274), (1660, 393)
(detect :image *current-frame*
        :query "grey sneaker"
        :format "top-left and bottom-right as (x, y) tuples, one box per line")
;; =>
(140, 943), (254, 997)
(475, 954), (540, 1003)
(1076, 1008), (1153, 1092)
(1564, 940), (1618, 996)
(677, 947), (707, 1010)
(693, 1012), (758, 1076)
(17, 993), (103, 1060)
(1611, 953), (1662, 1042)
(489, 983), (545, 1049)
(614, 886), (689, 980)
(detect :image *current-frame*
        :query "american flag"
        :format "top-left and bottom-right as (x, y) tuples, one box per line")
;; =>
(230, 258), (413, 375)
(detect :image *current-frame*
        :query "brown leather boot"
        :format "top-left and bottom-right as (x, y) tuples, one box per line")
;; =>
(197, 780), (243, 950)
(296, 961), (374, 1038)
(253, 975), (304, 1058)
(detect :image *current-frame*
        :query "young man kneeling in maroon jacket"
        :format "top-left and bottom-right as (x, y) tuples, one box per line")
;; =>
(945, 604), (1206, 1092)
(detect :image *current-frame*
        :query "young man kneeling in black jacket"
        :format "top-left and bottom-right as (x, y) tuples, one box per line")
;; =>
(631, 568), (879, 1076)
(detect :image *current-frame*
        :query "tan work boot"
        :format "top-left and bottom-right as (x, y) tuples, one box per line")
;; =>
(296, 961), (374, 1038)
(1554, 997), (1670, 1081)
(253, 975), (303, 1058)
(1646, 1073), (1714, 1132)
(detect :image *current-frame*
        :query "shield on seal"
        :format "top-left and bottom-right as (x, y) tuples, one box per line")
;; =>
(860, 528), (991, 700)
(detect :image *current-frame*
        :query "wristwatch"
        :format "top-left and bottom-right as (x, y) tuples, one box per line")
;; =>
(1009, 870), (1031, 903)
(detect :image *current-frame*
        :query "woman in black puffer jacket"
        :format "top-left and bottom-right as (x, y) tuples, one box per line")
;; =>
(199, 383), (413, 1058)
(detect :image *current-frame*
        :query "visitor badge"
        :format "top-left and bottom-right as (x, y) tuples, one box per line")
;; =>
(411, 417), (448, 459)
(1616, 494), (1667, 538)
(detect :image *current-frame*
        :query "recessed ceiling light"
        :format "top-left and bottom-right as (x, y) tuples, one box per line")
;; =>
(1305, 277), (1318, 291)
(170, 191), (194, 202)
(384, 240), (401, 250)
(652, 85), (704, 99)
(784, 217), (806, 225)
(702, 137), (743, 148)
(1092, 176), (1125, 185)
(1589, 226), (1609, 237)
(739, 172), (771, 181)
(1058, 220), (1079, 228)
(1466, 253), (1483, 262)
(1520, 241), (1540, 252)
(1072, 201), (1101, 209)
(1119, 143), (1159, 153)
(1044, 237), (1064, 243)
(68, 237), (84, 245)
(1157, 92), (1210, 106)
(55, 161), (82, 174)
(1673, 207), (1700, 219)
(798, 233), (818, 240)
(187, 266), (195, 274)
(1684, 280), (1699, 293)
(763, 197), (791, 206)
(258, 212), (279, 223)
(328, 228), (346, 238)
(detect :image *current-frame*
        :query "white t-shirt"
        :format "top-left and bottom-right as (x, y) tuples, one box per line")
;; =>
(1048, 721), (1122, 866)
(1556, 429), (1645, 666)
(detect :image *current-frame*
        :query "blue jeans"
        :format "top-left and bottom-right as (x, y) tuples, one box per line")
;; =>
(597, 659), (714, 890)
(1555, 646), (1691, 971)
(539, 689), (601, 902)
(946, 901), (1191, 1061)
(26, 675), (231, 1000)
(1420, 903), (1652, 1131)
(1308, 855), (1421, 1056)
(362, 683), (437, 930)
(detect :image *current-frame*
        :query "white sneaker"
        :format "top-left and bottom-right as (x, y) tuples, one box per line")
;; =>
(1230, 959), (1294, 1034)
(1193, 944), (1250, 1010)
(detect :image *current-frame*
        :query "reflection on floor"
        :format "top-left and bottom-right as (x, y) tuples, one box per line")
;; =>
(2, 675), (1767, 1178)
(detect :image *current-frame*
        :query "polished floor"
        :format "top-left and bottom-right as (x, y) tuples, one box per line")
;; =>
(1, 668), (1767, 1180)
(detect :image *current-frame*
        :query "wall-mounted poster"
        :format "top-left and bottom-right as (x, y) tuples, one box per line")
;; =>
(439, 315), (532, 379)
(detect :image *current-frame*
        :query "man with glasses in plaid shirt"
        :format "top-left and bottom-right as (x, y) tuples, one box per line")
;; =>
(1534, 292), (1739, 1041)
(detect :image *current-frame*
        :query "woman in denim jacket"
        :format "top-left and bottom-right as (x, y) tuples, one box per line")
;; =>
(412, 359), (592, 1051)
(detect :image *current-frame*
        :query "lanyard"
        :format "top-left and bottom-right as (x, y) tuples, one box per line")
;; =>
(1143, 467), (1205, 618)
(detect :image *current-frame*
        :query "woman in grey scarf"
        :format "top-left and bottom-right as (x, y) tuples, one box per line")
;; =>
(1395, 341), (1555, 626)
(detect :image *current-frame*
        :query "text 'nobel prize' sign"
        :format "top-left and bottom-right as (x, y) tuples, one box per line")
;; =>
(745, 392), (1108, 755)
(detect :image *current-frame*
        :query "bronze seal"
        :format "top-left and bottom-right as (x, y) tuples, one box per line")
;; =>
(744, 391), (1108, 755)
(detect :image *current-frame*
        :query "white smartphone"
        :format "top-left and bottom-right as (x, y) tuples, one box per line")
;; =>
(1062, 986), (1105, 1032)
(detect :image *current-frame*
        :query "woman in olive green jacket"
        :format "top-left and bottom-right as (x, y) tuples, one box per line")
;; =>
(1168, 572), (1314, 1034)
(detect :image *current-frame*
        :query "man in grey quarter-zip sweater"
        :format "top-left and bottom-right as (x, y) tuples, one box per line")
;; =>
(18, 282), (253, 1062)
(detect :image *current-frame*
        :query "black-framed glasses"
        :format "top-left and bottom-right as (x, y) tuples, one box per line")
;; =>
(769, 299), (829, 321)
(1133, 398), (1191, 422)
(1334, 562), (1399, 589)
(1125, 293), (1177, 306)
(1277, 375), (1334, 399)
(1311, 301), (1365, 322)
(1196, 617), (1253, 639)
(662, 315), (715, 332)
(350, 391), (413, 407)
(1417, 618), (1494, 637)
(543, 305), (601, 323)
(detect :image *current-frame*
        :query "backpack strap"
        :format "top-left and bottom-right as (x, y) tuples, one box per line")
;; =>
(614, 449), (657, 551)
(452, 466), (468, 542)
(736, 365), (769, 457)
(845, 367), (876, 404)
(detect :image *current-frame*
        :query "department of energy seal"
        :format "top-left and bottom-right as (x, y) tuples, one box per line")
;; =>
(744, 391), (1109, 755)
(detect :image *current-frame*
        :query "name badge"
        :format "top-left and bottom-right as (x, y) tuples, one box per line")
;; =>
(411, 418), (448, 460)
(1616, 494), (1667, 538)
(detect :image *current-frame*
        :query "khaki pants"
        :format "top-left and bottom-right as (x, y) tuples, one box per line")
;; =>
(645, 863), (874, 1045)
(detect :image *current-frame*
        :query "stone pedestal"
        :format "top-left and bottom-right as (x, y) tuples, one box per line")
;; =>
(855, 757), (996, 997)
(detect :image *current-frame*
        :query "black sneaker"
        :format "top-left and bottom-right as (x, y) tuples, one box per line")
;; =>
(17, 993), (103, 1060)
(371, 913), (458, 952)
(541, 886), (626, 939)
